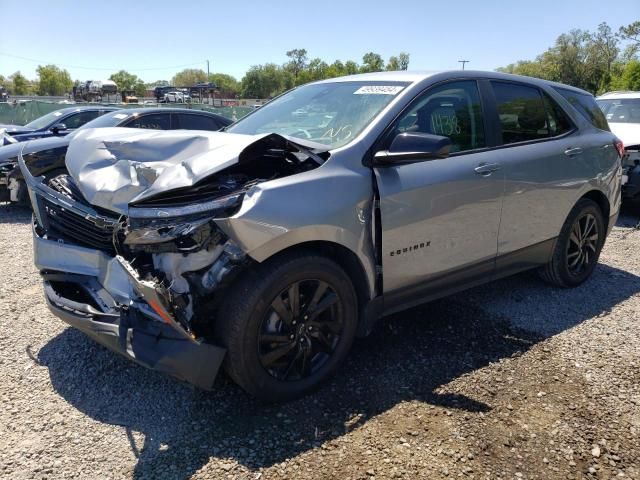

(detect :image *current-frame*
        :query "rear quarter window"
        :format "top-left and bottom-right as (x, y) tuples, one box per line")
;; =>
(554, 88), (610, 131)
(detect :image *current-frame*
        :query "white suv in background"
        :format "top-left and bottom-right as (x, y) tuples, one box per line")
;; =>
(597, 91), (640, 200)
(164, 91), (191, 103)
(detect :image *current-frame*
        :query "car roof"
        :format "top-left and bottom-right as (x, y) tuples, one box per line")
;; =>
(56, 106), (121, 114)
(312, 70), (592, 96)
(597, 91), (640, 100)
(113, 107), (225, 116)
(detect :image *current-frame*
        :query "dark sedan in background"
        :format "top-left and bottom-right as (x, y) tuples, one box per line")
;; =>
(0, 106), (120, 145)
(0, 107), (232, 203)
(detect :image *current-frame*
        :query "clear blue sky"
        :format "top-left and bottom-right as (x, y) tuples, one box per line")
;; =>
(0, 0), (638, 83)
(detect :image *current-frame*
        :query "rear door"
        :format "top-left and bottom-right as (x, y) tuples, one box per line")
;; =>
(374, 79), (504, 305)
(488, 81), (588, 262)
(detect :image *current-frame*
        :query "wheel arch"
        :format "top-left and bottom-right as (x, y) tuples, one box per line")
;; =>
(580, 189), (610, 230)
(255, 240), (380, 337)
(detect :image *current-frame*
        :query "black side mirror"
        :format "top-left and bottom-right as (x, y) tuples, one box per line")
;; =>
(51, 123), (67, 135)
(374, 132), (451, 165)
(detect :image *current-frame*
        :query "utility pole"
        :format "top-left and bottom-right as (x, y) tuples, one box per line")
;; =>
(458, 60), (470, 70)
(206, 59), (210, 105)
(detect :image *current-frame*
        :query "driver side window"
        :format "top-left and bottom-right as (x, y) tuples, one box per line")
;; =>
(395, 80), (485, 153)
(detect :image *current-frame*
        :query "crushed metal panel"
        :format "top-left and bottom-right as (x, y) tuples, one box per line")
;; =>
(65, 128), (283, 214)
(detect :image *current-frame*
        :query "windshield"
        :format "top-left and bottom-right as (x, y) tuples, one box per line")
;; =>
(227, 81), (409, 148)
(597, 98), (640, 124)
(78, 111), (133, 129)
(25, 110), (67, 130)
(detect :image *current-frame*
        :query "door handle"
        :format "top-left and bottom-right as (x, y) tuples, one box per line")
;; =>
(564, 147), (583, 156)
(474, 163), (501, 175)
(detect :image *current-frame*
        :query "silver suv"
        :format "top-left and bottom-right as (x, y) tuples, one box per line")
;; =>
(20, 71), (622, 401)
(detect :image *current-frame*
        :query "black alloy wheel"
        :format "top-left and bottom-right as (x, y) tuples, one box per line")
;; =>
(566, 212), (599, 276)
(215, 252), (357, 402)
(258, 279), (343, 381)
(539, 198), (605, 288)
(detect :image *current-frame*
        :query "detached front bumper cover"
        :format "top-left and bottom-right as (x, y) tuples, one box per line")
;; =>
(43, 273), (226, 390)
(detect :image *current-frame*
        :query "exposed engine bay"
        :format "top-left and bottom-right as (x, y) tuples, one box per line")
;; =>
(24, 129), (328, 345)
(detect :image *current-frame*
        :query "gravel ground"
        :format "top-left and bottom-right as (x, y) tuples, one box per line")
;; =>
(0, 203), (638, 480)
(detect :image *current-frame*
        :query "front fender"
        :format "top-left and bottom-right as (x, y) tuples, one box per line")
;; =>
(213, 165), (377, 298)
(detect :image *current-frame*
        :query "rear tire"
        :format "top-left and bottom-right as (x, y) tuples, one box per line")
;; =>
(215, 252), (358, 402)
(539, 198), (605, 288)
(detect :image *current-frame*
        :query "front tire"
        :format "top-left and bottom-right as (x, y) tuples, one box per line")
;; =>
(539, 198), (605, 288)
(215, 252), (358, 402)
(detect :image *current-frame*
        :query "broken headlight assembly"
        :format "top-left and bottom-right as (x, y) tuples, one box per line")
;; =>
(125, 192), (244, 251)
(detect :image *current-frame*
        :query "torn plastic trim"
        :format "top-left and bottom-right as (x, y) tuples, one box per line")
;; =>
(116, 255), (195, 342)
(42, 275), (225, 390)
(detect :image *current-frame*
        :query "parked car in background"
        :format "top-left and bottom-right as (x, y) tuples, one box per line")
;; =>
(0, 106), (120, 145)
(20, 71), (621, 401)
(596, 91), (640, 201)
(153, 85), (176, 102)
(164, 91), (191, 103)
(1, 107), (231, 203)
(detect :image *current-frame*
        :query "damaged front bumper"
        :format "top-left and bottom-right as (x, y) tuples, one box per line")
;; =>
(42, 270), (225, 389)
(20, 155), (230, 390)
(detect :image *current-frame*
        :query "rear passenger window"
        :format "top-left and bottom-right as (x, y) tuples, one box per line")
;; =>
(395, 80), (485, 153)
(492, 82), (549, 144)
(175, 114), (224, 131)
(554, 88), (610, 131)
(125, 113), (170, 130)
(543, 94), (573, 136)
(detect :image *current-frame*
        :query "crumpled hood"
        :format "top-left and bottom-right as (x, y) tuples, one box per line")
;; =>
(66, 128), (291, 215)
(609, 123), (640, 148)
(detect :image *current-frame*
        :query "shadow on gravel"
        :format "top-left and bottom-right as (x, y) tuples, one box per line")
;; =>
(37, 261), (640, 479)
(618, 204), (640, 228)
(0, 202), (31, 225)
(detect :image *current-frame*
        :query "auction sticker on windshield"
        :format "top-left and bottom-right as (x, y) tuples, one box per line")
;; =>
(354, 86), (405, 95)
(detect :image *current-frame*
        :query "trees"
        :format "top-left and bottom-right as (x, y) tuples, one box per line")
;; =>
(208, 73), (241, 98)
(360, 52), (385, 73)
(386, 53), (409, 71)
(613, 60), (640, 90)
(109, 70), (139, 92)
(386, 56), (400, 71)
(238, 49), (412, 98)
(36, 65), (72, 96)
(286, 48), (308, 82)
(497, 21), (640, 94)
(9, 72), (29, 95)
(4, 48), (413, 100)
(171, 68), (207, 87)
(133, 80), (147, 97)
(241, 64), (291, 98)
(398, 52), (410, 70)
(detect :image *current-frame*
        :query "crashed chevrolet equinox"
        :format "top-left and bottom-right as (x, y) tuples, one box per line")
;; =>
(20, 72), (622, 401)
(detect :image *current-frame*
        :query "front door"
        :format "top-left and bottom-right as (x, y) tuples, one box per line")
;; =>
(374, 80), (504, 307)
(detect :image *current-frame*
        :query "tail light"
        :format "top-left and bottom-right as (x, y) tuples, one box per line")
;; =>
(614, 138), (625, 158)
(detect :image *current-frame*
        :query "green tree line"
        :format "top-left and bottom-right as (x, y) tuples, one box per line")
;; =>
(497, 21), (640, 93)
(0, 49), (409, 99)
